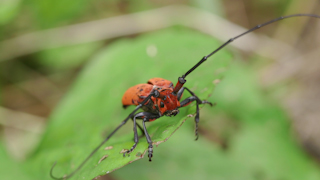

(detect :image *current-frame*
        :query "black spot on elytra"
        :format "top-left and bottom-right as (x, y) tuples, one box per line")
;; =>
(139, 89), (143, 92)
(132, 99), (135, 104)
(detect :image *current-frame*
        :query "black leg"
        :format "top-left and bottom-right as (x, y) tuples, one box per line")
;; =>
(195, 101), (200, 140)
(131, 119), (145, 136)
(180, 87), (213, 106)
(143, 118), (153, 161)
(176, 87), (185, 101)
(122, 112), (159, 158)
(178, 87), (213, 140)
(124, 115), (139, 157)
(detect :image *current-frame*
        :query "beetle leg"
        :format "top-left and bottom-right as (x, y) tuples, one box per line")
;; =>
(124, 115), (139, 157)
(178, 87), (213, 140)
(131, 119), (145, 136)
(143, 117), (154, 162)
(179, 87), (212, 106)
(176, 87), (185, 101)
(123, 112), (159, 158)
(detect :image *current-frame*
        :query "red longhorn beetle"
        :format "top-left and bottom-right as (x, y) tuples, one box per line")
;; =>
(50, 14), (320, 179)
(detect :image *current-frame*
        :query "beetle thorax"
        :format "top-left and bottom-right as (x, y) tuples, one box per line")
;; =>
(157, 88), (180, 117)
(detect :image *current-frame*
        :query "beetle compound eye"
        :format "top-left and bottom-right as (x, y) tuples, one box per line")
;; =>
(160, 101), (165, 108)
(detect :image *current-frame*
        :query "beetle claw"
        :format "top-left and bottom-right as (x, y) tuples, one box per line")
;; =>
(123, 151), (130, 157)
(148, 145), (153, 161)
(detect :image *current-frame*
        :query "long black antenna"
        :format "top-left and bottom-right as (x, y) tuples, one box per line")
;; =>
(50, 122), (125, 180)
(181, 14), (320, 79)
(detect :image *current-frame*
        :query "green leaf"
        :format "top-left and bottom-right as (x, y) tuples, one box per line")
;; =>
(0, 142), (33, 180)
(37, 42), (103, 71)
(30, 27), (233, 180)
(210, 63), (320, 180)
(28, 0), (90, 28)
(113, 122), (252, 180)
(0, 0), (21, 25)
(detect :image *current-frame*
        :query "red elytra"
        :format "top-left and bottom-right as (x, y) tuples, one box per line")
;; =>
(50, 14), (320, 180)
(122, 78), (181, 117)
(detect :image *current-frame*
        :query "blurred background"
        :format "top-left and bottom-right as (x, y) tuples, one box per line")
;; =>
(1, 0), (320, 179)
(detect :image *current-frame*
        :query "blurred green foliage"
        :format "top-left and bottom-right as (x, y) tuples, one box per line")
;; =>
(1, 1), (320, 180)
(0, 143), (32, 180)
(28, 0), (90, 29)
(37, 42), (103, 72)
(0, 0), (21, 25)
